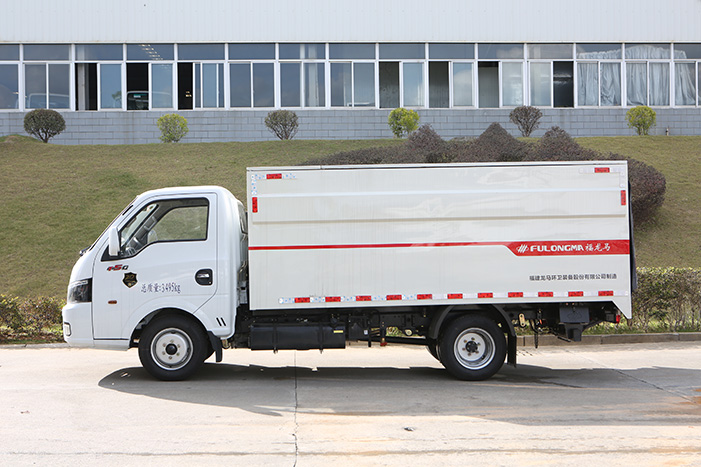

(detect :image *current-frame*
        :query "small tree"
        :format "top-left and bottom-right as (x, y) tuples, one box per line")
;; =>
(23, 109), (66, 143)
(509, 106), (543, 137)
(157, 113), (188, 143)
(265, 110), (299, 140)
(626, 106), (656, 136)
(388, 108), (420, 138)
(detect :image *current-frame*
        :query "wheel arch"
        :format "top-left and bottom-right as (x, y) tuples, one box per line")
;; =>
(429, 304), (517, 366)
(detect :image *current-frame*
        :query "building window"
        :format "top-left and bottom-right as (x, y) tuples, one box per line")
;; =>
(576, 44), (622, 106)
(228, 44), (275, 108)
(528, 44), (573, 107)
(279, 44), (326, 108)
(125, 44), (174, 110)
(379, 43), (425, 108)
(330, 44), (375, 107)
(625, 44), (670, 106)
(674, 44), (700, 106)
(0, 45), (19, 109)
(25, 63), (70, 109)
(428, 44), (475, 108)
(453, 63), (474, 106)
(253, 63), (274, 107)
(177, 44), (225, 109)
(100, 63), (122, 109)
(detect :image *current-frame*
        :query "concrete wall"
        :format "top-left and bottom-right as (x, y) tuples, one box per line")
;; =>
(2, 108), (699, 145)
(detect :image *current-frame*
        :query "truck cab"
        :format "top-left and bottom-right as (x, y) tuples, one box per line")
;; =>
(63, 186), (247, 371)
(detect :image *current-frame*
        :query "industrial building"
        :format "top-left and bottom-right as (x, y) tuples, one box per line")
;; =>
(1, 0), (700, 143)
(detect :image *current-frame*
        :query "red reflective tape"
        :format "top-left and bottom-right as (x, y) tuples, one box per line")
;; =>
(251, 197), (258, 213)
(478, 292), (493, 299)
(294, 297), (310, 303)
(417, 294), (433, 300)
(595, 167), (610, 173)
(508, 292), (524, 298)
(538, 291), (554, 297)
(569, 291), (584, 297)
(266, 173), (282, 180)
(356, 295), (371, 302)
(599, 290), (614, 296)
(621, 190), (627, 206)
(447, 293), (463, 299)
(325, 296), (341, 302)
(386, 294), (402, 301)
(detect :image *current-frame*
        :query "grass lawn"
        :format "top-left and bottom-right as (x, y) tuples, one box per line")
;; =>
(0, 134), (699, 299)
(578, 136), (701, 267)
(0, 137), (400, 298)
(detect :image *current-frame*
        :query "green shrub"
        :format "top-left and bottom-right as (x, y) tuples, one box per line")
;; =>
(509, 106), (543, 137)
(626, 106), (656, 136)
(388, 108), (420, 138)
(265, 110), (299, 140)
(633, 268), (701, 332)
(454, 122), (529, 163)
(157, 113), (189, 143)
(1, 295), (64, 338)
(0, 295), (23, 332)
(23, 109), (66, 143)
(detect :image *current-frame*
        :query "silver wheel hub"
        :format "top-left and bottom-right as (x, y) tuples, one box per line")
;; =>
(151, 328), (193, 371)
(453, 327), (495, 370)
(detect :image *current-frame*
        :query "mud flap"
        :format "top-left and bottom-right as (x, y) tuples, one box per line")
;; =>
(207, 331), (223, 362)
(507, 332), (517, 367)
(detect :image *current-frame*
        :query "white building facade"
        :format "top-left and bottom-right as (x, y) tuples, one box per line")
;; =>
(1, 0), (700, 143)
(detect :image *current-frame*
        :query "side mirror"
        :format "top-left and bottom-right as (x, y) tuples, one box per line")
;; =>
(108, 226), (120, 257)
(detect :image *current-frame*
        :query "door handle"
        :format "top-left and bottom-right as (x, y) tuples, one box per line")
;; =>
(195, 269), (213, 286)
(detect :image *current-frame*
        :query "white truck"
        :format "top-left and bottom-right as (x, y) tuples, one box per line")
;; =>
(62, 161), (634, 381)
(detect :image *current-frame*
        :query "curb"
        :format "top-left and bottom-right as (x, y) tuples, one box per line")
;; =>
(520, 332), (701, 347)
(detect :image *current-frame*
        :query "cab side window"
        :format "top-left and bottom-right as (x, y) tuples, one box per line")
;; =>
(118, 198), (209, 258)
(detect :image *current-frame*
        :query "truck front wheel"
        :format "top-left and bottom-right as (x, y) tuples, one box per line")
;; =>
(438, 315), (506, 381)
(138, 314), (209, 381)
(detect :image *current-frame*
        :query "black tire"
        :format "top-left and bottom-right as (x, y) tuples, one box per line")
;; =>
(138, 314), (209, 381)
(438, 315), (506, 381)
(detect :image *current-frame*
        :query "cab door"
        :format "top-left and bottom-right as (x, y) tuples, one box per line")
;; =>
(92, 194), (217, 340)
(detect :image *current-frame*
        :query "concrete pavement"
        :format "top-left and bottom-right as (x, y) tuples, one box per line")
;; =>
(1, 342), (701, 465)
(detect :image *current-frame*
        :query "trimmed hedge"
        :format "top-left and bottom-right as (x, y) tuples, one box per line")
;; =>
(632, 268), (701, 332)
(0, 295), (63, 338)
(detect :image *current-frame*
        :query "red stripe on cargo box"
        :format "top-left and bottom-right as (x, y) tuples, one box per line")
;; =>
(568, 291), (584, 297)
(478, 292), (493, 299)
(447, 293), (463, 299)
(251, 197), (258, 213)
(538, 291), (554, 297)
(249, 239), (629, 256)
(325, 296), (341, 302)
(595, 167), (610, 173)
(417, 294), (433, 300)
(621, 190), (627, 206)
(599, 290), (614, 296)
(266, 173), (282, 179)
(386, 294), (402, 301)
(294, 297), (310, 303)
(508, 292), (524, 298)
(356, 295), (371, 302)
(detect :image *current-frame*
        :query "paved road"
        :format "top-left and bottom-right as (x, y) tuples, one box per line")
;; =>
(1, 342), (700, 466)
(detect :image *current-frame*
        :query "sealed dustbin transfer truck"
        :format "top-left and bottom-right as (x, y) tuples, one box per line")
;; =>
(63, 162), (634, 381)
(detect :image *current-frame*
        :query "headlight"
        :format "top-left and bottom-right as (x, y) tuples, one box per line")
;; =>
(67, 279), (92, 303)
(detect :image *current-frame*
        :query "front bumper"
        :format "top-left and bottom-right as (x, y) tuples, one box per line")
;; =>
(62, 302), (95, 347)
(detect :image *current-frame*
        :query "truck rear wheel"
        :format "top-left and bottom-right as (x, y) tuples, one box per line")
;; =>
(138, 314), (208, 381)
(438, 315), (506, 381)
